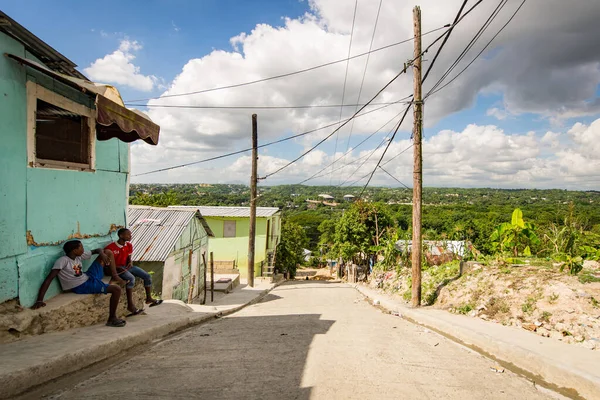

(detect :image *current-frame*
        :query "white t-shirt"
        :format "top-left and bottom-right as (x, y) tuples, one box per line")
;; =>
(52, 250), (92, 290)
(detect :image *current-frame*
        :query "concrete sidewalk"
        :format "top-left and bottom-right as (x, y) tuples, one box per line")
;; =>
(0, 281), (280, 399)
(354, 283), (599, 400)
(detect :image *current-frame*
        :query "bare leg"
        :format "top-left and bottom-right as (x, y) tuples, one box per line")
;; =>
(103, 250), (126, 286)
(106, 285), (122, 322)
(144, 286), (154, 303)
(126, 287), (137, 313)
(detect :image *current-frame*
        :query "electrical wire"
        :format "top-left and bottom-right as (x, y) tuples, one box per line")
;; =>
(133, 97), (405, 177)
(343, 0), (383, 157)
(331, 0), (359, 185)
(125, 26), (450, 103)
(426, 0), (527, 98)
(359, 0), (476, 195)
(425, 0), (508, 98)
(260, 26), (453, 181)
(297, 99), (407, 184)
(124, 100), (411, 110)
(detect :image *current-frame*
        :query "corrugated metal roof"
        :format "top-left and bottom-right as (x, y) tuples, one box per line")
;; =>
(128, 206), (211, 262)
(0, 11), (87, 79)
(169, 205), (280, 218)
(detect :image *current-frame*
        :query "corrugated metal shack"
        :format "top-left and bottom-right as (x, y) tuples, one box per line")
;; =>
(128, 206), (214, 302)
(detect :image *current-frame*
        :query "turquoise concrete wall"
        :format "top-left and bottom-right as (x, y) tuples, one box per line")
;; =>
(0, 32), (130, 306)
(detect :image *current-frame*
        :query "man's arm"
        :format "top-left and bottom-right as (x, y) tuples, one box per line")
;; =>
(32, 269), (60, 309)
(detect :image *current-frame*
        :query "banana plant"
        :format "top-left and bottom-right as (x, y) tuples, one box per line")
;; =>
(490, 208), (540, 257)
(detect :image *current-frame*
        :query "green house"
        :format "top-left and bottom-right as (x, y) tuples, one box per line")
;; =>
(172, 206), (281, 280)
(0, 12), (160, 307)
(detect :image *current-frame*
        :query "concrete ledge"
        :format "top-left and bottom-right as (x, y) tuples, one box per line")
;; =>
(353, 283), (600, 400)
(0, 280), (145, 344)
(0, 280), (283, 399)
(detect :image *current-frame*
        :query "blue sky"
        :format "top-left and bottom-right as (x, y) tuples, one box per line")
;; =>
(3, 0), (600, 189)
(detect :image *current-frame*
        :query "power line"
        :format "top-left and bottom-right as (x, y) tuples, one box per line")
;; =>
(378, 165), (409, 189)
(331, 0), (359, 185)
(359, 0), (475, 196)
(260, 26), (454, 181)
(337, 104), (411, 187)
(426, 0), (527, 98)
(343, 0), (383, 157)
(359, 104), (412, 195)
(343, 142), (413, 187)
(425, 0), (508, 98)
(124, 100), (411, 110)
(421, 0), (469, 83)
(133, 98), (403, 177)
(260, 66), (412, 180)
(125, 26), (450, 103)
(297, 99), (407, 184)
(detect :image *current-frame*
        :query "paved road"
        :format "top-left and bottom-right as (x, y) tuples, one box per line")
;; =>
(35, 282), (556, 400)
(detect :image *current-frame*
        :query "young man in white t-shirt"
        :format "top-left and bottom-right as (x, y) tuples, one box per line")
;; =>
(32, 240), (128, 327)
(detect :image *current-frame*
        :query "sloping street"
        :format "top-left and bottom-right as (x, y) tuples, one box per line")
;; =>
(25, 281), (558, 400)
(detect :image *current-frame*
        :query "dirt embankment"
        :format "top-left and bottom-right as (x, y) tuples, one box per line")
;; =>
(370, 261), (600, 350)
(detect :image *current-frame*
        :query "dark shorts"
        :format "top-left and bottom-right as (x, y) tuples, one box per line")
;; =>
(71, 261), (109, 295)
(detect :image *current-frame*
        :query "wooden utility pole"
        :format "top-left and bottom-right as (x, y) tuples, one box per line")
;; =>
(210, 251), (214, 302)
(202, 252), (207, 304)
(411, 6), (423, 308)
(247, 114), (258, 287)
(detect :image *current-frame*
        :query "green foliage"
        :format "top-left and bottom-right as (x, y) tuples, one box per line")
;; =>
(521, 297), (537, 314)
(274, 220), (308, 278)
(579, 271), (600, 284)
(330, 201), (393, 264)
(456, 303), (474, 314)
(130, 190), (180, 207)
(490, 208), (540, 257)
(373, 228), (405, 272)
(548, 293), (560, 304)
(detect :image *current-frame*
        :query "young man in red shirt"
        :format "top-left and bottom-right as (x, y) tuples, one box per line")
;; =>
(105, 228), (162, 316)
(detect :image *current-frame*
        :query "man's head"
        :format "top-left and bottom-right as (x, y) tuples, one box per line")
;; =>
(63, 240), (83, 256)
(118, 228), (132, 242)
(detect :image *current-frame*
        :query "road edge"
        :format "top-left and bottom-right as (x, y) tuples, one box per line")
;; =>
(353, 283), (595, 400)
(3, 280), (286, 399)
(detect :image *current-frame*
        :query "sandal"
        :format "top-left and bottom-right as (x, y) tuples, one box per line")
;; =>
(106, 318), (126, 327)
(146, 299), (163, 307)
(126, 308), (145, 317)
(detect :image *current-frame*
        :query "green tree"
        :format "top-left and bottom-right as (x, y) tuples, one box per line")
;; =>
(130, 190), (180, 207)
(275, 221), (308, 278)
(331, 201), (393, 265)
(490, 208), (540, 256)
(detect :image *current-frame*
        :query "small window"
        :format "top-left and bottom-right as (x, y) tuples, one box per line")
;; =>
(223, 220), (236, 238)
(36, 100), (90, 165)
(27, 82), (95, 170)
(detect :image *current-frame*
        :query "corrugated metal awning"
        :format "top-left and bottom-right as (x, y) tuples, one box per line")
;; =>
(6, 53), (160, 145)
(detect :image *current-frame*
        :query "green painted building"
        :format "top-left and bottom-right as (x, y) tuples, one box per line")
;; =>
(172, 206), (281, 279)
(0, 12), (159, 307)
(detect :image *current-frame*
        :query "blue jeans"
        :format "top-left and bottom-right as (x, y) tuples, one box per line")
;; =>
(120, 266), (152, 289)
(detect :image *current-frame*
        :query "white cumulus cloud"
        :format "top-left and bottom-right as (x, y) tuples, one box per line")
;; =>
(84, 39), (160, 92)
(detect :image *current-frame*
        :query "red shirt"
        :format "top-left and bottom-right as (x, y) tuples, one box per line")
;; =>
(105, 242), (133, 267)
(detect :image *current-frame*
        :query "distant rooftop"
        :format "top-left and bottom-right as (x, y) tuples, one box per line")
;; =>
(169, 205), (280, 218)
(318, 194), (335, 199)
